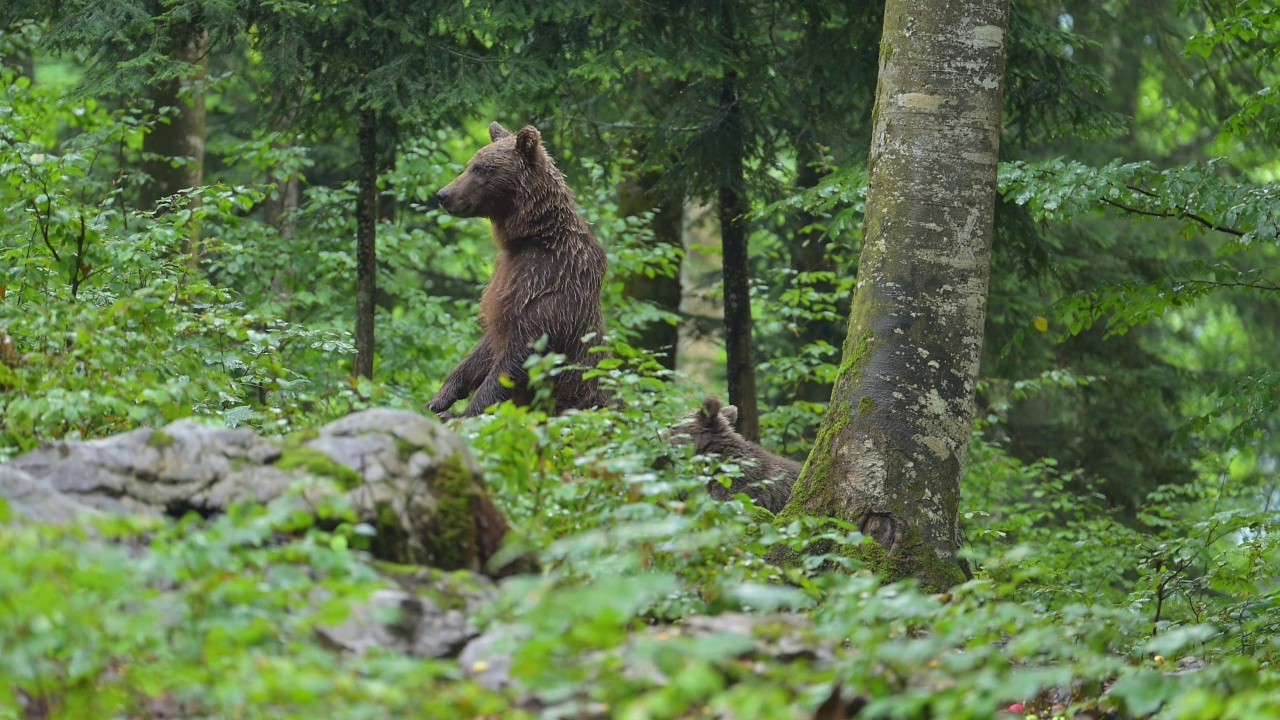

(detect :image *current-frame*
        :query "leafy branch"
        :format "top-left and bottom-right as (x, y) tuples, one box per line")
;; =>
(1097, 195), (1244, 238)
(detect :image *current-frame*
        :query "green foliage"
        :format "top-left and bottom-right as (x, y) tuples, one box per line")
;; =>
(0, 66), (366, 456)
(999, 155), (1280, 456)
(1001, 158), (1277, 258)
(0, 492), (414, 717)
(1184, 0), (1280, 139)
(9, 421), (1280, 718)
(1003, 6), (1130, 145)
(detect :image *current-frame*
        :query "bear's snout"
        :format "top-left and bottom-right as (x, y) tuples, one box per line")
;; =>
(434, 187), (452, 212)
(436, 181), (476, 217)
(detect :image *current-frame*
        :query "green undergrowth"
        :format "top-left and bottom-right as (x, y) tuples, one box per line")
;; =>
(5, 407), (1280, 719)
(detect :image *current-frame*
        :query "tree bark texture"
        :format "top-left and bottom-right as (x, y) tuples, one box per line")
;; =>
(140, 27), (208, 258)
(353, 107), (378, 380)
(781, 0), (1009, 590)
(618, 171), (683, 372)
(718, 73), (761, 443)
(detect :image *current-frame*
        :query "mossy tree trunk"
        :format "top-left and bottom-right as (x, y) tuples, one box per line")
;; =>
(779, 0), (1009, 591)
(139, 25), (208, 261)
(353, 104), (378, 380)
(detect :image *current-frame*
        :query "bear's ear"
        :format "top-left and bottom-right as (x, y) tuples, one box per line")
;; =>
(516, 125), (543, 162)
(720, 404), (739, 427)
(699, 396), (723, 424)
(489, 122), (511, 142)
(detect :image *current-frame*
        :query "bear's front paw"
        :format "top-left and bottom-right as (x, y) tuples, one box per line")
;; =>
(426, 398), (458, 421)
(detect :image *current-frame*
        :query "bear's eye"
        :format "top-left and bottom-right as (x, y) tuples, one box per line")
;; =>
(472, 163), (491, 175)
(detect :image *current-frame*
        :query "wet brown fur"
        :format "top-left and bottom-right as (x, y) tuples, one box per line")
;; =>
(427, 122), (610, 418)
(671, 396), (801, 513)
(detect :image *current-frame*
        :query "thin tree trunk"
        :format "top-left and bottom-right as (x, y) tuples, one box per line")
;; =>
(788, 137), (844, 404)
(718, 71), (760, 443)
(779, 0), (1009, 591)
(263, 103), (302, 296)
(263, 104), (301, 243)
(263, 167), (300, 241)
(353, 106), (378, 380)
(619, 170), (683, 371)
(140, 27), (208, 260)
(265, 164), (300, 294)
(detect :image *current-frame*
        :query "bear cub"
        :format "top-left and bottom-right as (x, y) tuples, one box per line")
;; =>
(671, 396), (802, 514)
(428, 122), (610, 418)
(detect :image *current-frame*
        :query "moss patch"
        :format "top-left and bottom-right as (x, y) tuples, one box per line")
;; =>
(366, 505), (412, 565)
(741, 503), (776, 539)
(842, 520), (966, 593)
(745, 504), (775, 525)
(858, 395), (876, 416)
(751, 617), (806, 643)
(284, 427), (320, 445)
(425, 451), (480, 571)
(275, 446), (363, 490)
(147, 429), (175, 449)
(775, 330), (875, 524)
(371, 559), (424, 577)
(393, 436), (420, 462)
(424, 570), (482, 611)
(274, 428), (362, 489)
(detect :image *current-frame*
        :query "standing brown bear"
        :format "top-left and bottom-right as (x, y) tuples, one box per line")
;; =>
(427, 122), (610, 419)
(671, 396), (802, 514)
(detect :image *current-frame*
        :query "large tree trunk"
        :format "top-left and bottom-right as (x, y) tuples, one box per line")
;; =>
(779, 0), (1009, 591)
(140, 26), (208, 259)
(718, 72), (761, 443)
(618, 170), (683, 372)
(353, 106), (378, 380)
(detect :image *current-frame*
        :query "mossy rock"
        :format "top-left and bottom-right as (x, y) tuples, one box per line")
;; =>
(146, 429), (176, 449)
(275, 446), (363, 490)
(2, 408), (521, 579)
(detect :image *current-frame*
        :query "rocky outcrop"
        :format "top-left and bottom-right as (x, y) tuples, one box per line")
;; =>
(0, 408), (513, 575)
(457, 612), (834, 716)
(317, 567), (499, 659)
